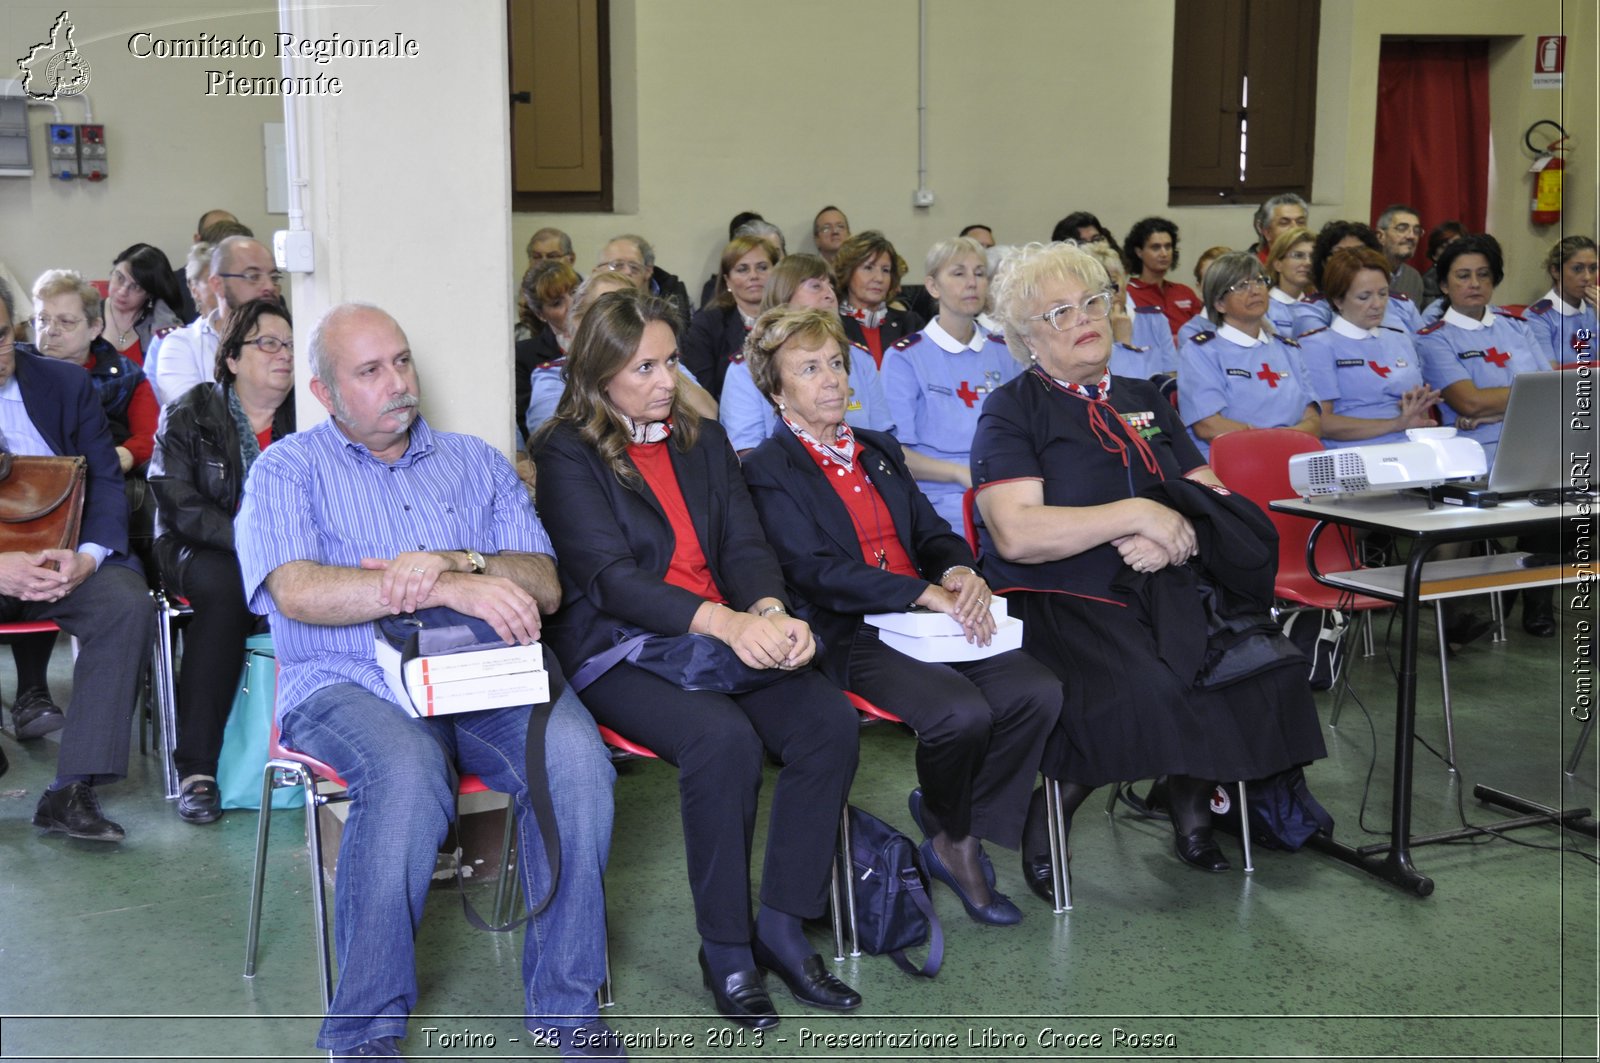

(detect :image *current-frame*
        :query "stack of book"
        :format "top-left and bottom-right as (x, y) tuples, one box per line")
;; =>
(375, 636), (549, 717)
(865, 597), (1023, 662)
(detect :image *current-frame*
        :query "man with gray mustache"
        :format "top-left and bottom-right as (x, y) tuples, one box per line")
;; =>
(236, 302), (622, 1059)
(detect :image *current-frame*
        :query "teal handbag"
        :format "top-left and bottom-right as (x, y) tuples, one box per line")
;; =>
(216, 634), (302, 810)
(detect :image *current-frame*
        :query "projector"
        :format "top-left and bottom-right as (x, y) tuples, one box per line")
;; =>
(1288, 427), (1487, 497)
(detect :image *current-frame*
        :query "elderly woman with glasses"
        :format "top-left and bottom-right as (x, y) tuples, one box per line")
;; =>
(149, 298), (296, 823)
(969, 241), (1325, 881)
(1177, 251), (1321, 459)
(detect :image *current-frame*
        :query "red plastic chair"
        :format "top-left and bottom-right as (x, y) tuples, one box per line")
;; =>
(244, 709), (517, 1011)
(0, 620), (65, 739)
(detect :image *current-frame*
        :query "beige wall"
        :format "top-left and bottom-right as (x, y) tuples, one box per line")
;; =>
(1, 0), (284, 293)
(521, 0), (1597, 307)
(2, 1), (1593, 447)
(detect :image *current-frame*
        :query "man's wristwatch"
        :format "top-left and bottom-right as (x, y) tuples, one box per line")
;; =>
(462, 548), (487, 575)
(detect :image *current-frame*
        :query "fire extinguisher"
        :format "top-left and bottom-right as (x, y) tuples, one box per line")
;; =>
(1525, 120), (1568, 226)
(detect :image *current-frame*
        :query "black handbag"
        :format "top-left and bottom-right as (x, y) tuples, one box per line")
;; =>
(848, 805), (943, 977)
(570, 625), (815, 694)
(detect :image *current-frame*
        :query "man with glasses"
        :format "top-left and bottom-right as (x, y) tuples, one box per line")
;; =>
(1250, 194), (1311, 264)
(1375, 204), (1426, 305)
(526, 227), (577, 270)
(595, 234), (690, 329)
(812, 206), (850, 264)
(0, 283), (156, 837)
(152, 236), (281, 406)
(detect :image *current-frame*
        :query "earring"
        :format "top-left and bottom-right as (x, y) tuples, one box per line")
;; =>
(776, 401), (786, 411)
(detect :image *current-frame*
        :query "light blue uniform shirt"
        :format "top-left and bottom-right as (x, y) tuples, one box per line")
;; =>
(1416, 306), (1550, 465)
(237, 416), (551, 716)
(1523, 289), (1598, 367)
(719, 342), (892, 452)
(1120, 305), (1178, 376)
(1178, 322), (1318, 460)
(1298, 316), (1426, 447)
(883, 318), (1023, 527)
(1290, 293), (1421, 337)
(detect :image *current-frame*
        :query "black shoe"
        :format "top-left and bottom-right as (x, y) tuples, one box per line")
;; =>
(546, 1022), (629, 1060)
(1444, 613), (1494, 655)
(33, 782), (125, 842)
(697, 947), (779, 1030)
(177, 777), (222, 824)
(333, 1037), (404, 1059)
(921, 838), (1022, 925)
(752, 940), (861, 1011)
(1523, 592), (1556, 638)
(11, 688), (65, 740)
(1173, 827), (1230, 872)
(1020, 785), (1066, 905)
(908, 787), (995, 887)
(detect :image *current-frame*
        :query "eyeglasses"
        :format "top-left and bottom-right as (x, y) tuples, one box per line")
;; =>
(243, 335), (293, 354)
(109, 270), (145, 293)
(33, 314), (85, 332)
(815, 223), (849, 236)
(216, 269), (284, 287)
(598, 260), (645, 276)
(1227, 275), (1272, 295)
(1030, 291), (1114, 331)
(527, 251), (571, 263)
(1283, 250), (1313, 262)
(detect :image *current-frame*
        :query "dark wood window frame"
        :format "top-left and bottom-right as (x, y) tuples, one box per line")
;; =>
(509, 0), (613, 213)
(1168, 0), (1320, 206)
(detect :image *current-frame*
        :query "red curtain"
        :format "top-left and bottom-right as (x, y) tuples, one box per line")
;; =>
(1371, 39), (1490, 268)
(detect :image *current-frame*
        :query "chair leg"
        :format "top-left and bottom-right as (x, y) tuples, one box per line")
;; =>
(304, 777), (334, 1013)
(1434, 602), (1457, 771)
(597, 931), (614, 1008)
(1567, 711), (1597, 776)
(490, 804), (517, 928)
(153, 598), (182, 800)
(1044, 776), (1071, 912)
(243, 760), (287, 978)
(837, 806), (859, 958)
(1236, 782), (1254, 874)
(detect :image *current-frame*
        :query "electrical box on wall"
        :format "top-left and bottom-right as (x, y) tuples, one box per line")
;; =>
(48, 123), (78, 179)
(78, 125), (106, 180)
(0, 79), (31, 177)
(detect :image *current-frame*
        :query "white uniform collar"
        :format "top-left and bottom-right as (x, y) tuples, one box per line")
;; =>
(1443, 306), (1489, 331)
(1543, 288), (1582, 316)
(1218, 322), (1266, 347)
(1269, 287), (1299, 305)
(1331, 315), (1375, 340)
(926, 317), (986, 355)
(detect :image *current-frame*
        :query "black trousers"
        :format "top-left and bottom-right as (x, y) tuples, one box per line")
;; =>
(168, 547), (263, 779)
(845, 629), (1062, 848)
(581, 663), (859, 944)
(0, 564), (153, 783)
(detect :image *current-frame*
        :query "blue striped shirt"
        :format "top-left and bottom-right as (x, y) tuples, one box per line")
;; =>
(236, 416), (551, 714)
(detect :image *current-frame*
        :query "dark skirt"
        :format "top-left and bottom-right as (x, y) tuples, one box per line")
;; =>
(1011, 591), (1326, 787)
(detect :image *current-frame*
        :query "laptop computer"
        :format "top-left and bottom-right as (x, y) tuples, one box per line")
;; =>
(1425, 370), (1578, 507)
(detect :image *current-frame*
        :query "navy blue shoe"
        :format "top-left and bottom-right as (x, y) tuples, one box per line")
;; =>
(919, 839), (1021, 926)
(908, 788), (995, 888)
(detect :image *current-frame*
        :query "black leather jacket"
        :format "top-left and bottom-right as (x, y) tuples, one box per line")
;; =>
(148, 381), (294, 585)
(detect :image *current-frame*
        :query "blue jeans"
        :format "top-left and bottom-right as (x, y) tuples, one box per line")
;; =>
(281, 681), (615, 1052)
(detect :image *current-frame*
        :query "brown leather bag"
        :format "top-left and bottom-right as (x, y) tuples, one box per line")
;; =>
(0, 456), (88, 554)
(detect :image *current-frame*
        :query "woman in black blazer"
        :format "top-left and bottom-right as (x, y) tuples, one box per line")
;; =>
(832, 230), (924, 366)
(680, 234), (777, 400)
(740, 308), (1062, 920)
(531, 289), (861, 1031)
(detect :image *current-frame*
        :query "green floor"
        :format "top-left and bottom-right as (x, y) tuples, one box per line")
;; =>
(1, 607), (1596, 1062)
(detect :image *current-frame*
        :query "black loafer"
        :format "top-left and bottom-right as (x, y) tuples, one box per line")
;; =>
(752, 940), (861, 1011)
(908, 788), (996, 887)
(1523, 594), (1556, 638)
(1444, 614), (1494, 655)
(11, 688), (65, 740)
(697, 948), (779, 1030)
(1020, 785), (1067, 905)
(177, 778), (223, 824)
(1173, 828), (1230, 872)
(921, 839), (1022, 925)
(33, 782), (125, 842)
